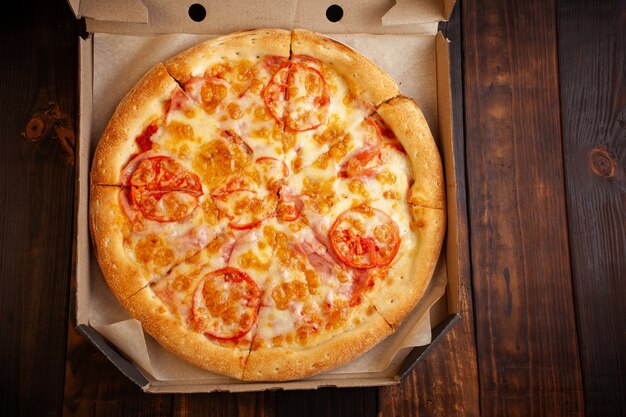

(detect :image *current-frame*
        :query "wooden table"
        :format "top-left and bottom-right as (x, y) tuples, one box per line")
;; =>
(1, 0), (624, 415)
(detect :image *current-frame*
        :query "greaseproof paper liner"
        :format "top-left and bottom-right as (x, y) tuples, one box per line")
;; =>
(88, 31), (445, 382)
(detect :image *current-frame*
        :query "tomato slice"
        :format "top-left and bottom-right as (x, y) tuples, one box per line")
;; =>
(262, 66), (290, 125)
(285, 64), (330, 131)
(262, 61), (330, 132)
(191, 267), (261, 340)
(338, 148), (382, 178)
(124, 156), (203, 222)
(329, 206), (401, 269)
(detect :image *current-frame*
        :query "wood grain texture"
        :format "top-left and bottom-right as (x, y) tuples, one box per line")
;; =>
(557, 0), (626, 415)
(463, 0), (584, 416)
(172, 393), (236, 417)
(379, 4), (480, 416)
(276, 388), (377, 417)
(8, 0), (626, 415)
(63, 325), (172, 417)
(0, 0), (76, 416)
(235, 392), (275, 417)
(171, 391), (274, 417)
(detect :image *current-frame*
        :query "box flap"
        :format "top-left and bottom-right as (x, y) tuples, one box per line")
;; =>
(67, 0), (79, 17)
(443, 0), (455, 19)
(68, 0), (455, 35)
(67, 0), (148, 23)
(382, 0), (441, 26)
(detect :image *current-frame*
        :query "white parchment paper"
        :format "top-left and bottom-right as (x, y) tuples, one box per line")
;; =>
(88, 31), (446, 383)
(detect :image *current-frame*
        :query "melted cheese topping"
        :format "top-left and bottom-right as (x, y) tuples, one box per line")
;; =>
(118, 52), (419, 353)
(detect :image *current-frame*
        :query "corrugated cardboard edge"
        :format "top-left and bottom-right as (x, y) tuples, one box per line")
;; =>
(75, 35), (93, 327)
(143, 376), (400, 394)
(435, 32), (460, 316)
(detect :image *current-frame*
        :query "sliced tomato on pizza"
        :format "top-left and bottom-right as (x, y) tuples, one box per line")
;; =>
(263, 58), (331, 132)
(329, 205), (401, 269)
(120, 153), (203, 223)
(191, 267), (261, 340)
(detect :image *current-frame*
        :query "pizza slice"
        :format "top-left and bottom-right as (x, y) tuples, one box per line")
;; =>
(278, 29), (400, 173)
(243, 221), (392, 381)
(89, 64), (232, 299)
(164, 29), (291, 162)
(121, 219), (278, 380)
(364, 96), (446, 326)
(90, 64), (181, 186)
(120, 240), (254, 380)
(280, 105), (441, 329)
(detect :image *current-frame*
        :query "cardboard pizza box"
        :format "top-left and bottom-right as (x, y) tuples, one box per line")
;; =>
(70, 0), (463, 392)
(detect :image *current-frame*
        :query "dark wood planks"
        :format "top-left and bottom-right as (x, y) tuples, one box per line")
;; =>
(557, 0), (626, 415)
(378, 324), (479, 417)
(276, 388), (377, 417)
(63, 325), (172, 417)
(170, 390), (274, 417)
(379, 3), (480, 416)
(463, 0), (584, 416)
(0, 0), (76, 416)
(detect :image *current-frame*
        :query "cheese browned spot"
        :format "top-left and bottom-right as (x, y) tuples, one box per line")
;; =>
(193, 136), (251, 190)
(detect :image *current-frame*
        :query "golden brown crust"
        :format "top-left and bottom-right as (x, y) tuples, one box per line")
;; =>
(164, 28), (291, 82)
(243, 312), (391, 381)
(123, 285), (249, 380)
(376, 96), (446, 209)
(372, 206), (446, 327)
(362, 97), (446, 327)
(91, 64), (178, 186)
(291, 29), (399, 106)
(89, 185), (152, 300)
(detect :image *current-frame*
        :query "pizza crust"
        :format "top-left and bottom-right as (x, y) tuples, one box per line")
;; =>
(372, 96), (446, 327)
(372, 206), (446, 327)
(123, 285), (250, 380)
(89, 185), (153, 300)
(376, 96), (446, 210)
(164, 28), (291, 82)
(243, 312), (391, 381)
(291, 29), (399, 106)
(91, 64), (179, 186)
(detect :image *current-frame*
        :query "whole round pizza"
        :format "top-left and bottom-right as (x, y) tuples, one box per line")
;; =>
(89, 28), (446, 381)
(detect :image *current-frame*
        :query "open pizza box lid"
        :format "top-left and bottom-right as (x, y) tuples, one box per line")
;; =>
(70, 0), (463, 392)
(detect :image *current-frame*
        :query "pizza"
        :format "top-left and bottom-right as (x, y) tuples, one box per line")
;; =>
(89, 28), (446, 381)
